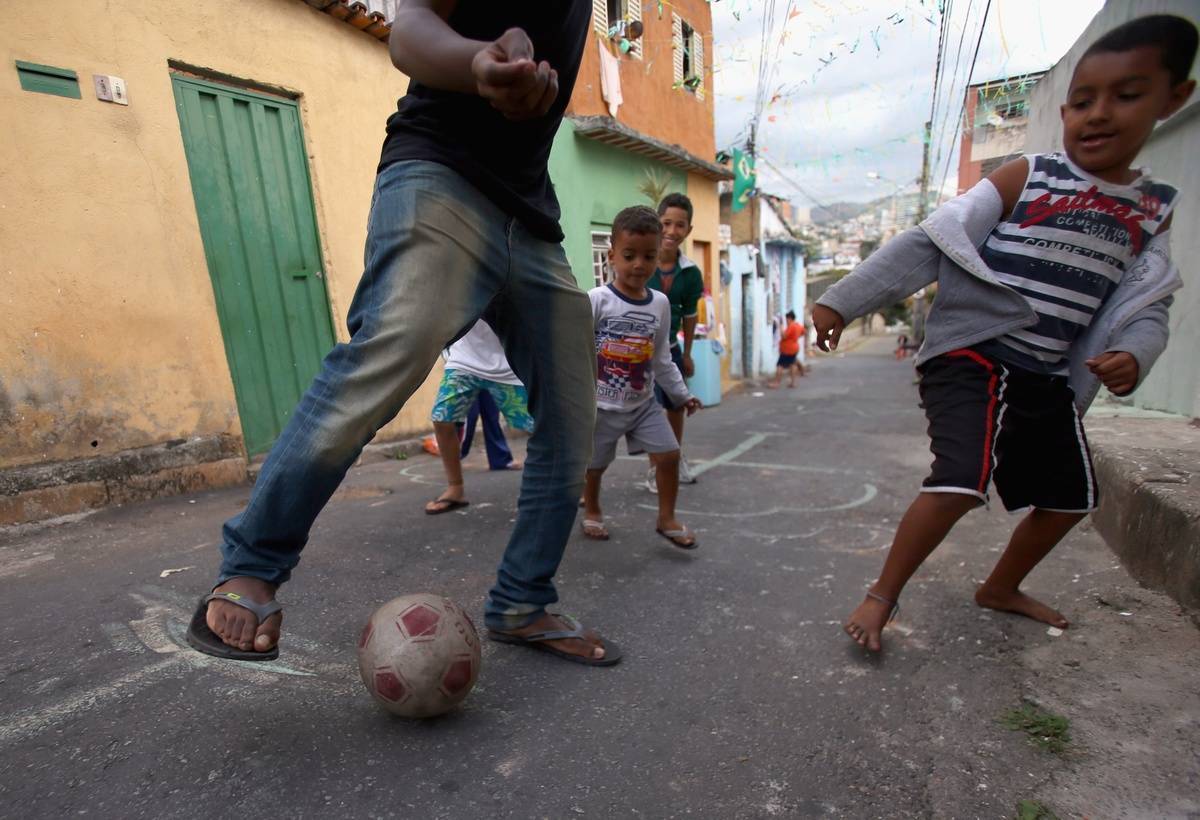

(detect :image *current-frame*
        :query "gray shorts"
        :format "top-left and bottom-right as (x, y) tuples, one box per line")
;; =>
(589, 401), (679, 470)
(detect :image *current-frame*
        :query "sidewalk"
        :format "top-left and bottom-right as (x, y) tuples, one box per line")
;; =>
(1086, 404), (1200, 612)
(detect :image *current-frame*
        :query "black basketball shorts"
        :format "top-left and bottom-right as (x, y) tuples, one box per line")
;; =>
(917, 348), (1099, 513)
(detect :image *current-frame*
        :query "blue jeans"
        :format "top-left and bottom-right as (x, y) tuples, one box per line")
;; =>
(461, 392), (515, 470)
(217, 161), (596, 629)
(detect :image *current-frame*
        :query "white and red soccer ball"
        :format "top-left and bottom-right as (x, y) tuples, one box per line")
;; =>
(357, 593), (481, 718)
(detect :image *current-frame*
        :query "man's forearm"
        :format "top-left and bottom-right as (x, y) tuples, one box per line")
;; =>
(390, 1), (486, 94)
(682, 316), (698, 355)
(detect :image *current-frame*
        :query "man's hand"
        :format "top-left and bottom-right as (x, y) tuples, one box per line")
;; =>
(683, 397), (703, 416)
(1086, 351), (1139, 395)
(811, 304), (845, 352)
(681, 353), (695, 378)
(472, 28), (559, 121)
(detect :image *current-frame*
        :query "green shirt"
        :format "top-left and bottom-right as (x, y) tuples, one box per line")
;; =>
(648, 254), (704, 341)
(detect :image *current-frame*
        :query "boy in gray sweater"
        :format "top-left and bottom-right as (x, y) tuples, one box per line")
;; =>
(813, 15), (1196, 652)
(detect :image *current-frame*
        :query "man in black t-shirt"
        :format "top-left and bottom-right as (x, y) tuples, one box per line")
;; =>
(187, 0), (619, 667)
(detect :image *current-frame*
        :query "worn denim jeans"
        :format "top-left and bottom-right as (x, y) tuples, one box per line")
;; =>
(217, 161), (596, 629)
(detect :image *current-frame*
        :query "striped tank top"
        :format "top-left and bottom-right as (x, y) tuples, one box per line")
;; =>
(975, 153), (1177, 374)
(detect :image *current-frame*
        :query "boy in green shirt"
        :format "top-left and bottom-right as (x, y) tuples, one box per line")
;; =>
(647, 193), (705, 489)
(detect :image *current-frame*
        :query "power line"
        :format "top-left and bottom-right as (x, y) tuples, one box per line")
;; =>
(935, 0), (993, 204)
(759, 155), (833, 213)
(920, 0), (952, 220)
(930, 0), (975, 193)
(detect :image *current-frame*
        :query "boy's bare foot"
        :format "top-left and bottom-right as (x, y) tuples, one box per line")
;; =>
(843, 591), (897, 652)
(975, 585), (1068, 629)
(206, 577), (282, 652)
(494, 611), (610, 662)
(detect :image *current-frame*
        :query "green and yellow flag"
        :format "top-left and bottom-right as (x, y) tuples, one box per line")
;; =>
(732, 148), (756, 213)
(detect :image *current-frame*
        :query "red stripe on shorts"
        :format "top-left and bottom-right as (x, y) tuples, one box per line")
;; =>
(945, 349), (999, 493)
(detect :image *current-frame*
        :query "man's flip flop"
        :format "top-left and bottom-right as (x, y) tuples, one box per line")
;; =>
(488, 614), (623, 667)
(185, 592), (282, 661)
(656, 527), (698, 550)
(425, 498), (469, 515)
(580, 518), (610, 540)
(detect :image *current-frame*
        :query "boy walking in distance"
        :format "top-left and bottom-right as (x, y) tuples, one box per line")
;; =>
(812, 15), (1195, 652)
(646, 193), (706, 490)
(187, 1), (622, 667)
(583, 207), (702, 548)
(769, 310), (806, 388)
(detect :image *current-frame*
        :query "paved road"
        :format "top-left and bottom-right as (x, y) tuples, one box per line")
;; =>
(2, 338), (1197, 818)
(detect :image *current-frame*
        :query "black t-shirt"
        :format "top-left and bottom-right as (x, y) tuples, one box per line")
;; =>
(377, 1), (590, 242)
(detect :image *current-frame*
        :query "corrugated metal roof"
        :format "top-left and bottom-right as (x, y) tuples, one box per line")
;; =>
(302, 0), (395, 42)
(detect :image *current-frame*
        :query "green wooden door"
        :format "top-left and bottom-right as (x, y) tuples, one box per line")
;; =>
(171, 75), (335, 455)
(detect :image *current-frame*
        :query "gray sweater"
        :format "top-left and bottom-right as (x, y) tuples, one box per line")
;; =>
(816, 180), (1181, 411)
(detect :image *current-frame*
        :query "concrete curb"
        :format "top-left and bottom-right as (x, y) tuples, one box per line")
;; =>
(1087, 415), (1200, 611)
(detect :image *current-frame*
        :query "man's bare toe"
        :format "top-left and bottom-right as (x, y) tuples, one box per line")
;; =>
(254, 613), (283, 652)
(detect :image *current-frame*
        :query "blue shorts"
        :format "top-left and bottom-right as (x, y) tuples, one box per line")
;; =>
(654, 345), (687, 411)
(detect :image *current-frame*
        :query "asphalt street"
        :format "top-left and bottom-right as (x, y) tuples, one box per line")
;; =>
(2, 338), (1197, 819)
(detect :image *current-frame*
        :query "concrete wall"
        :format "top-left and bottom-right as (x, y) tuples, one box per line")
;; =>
(1024, 0), (1200, 418)
(0, 0), (438, 473)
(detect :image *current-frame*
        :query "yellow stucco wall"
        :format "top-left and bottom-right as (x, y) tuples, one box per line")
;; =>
(0, 0), (438, 470)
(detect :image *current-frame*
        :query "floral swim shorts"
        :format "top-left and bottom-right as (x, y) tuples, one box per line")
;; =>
(430, 369), (534, 432)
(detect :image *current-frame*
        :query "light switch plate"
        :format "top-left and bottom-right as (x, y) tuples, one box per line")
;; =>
(93, 74), (113, 101)
(110, 76), (128, 105)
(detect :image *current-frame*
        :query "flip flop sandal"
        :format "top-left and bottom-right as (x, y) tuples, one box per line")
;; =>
(185, 592), (283, 661)
(488, 614), (622, 667)
(656, 527), (698, 550)
(425, 497), (470, 515)
(580, 518), (610, 541)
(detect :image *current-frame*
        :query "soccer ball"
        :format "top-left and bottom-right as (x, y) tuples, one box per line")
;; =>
(356, 593), (481, 718)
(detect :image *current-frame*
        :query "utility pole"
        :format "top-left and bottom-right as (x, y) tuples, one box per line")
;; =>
(917, 119), (932, 222)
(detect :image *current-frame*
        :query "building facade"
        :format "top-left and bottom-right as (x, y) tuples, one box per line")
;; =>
(956, 71), (1046, 193)
(722, 193), (807, 379)
(1023, 0), (1199, 418)
(552, 0), (731, 392)
(2, 0), (424, 524)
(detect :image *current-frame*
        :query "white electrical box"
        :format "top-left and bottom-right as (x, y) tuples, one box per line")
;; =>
(93, 74), (128, 105)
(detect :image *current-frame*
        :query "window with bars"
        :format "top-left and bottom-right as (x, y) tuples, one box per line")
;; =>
(672, 14), (704, 99)
(591, 231), (612, 288)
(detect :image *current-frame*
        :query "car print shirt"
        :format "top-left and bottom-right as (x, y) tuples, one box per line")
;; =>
(589, 284), (692, 413)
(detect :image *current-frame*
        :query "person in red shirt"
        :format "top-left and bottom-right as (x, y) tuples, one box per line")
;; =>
(770, 310), (806, 388)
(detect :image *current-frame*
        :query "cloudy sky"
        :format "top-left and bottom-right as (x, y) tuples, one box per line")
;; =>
(711, 0), (1104, 207)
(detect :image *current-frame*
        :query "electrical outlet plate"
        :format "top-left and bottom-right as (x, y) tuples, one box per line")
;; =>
(110, 76), (128, 105)
(93, 74), (128, 105)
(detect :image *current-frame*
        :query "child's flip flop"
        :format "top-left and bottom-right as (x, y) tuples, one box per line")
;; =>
(581, 518), (610, 540)
(424, 497), (470, 515)
(656, 527), (698, 550)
